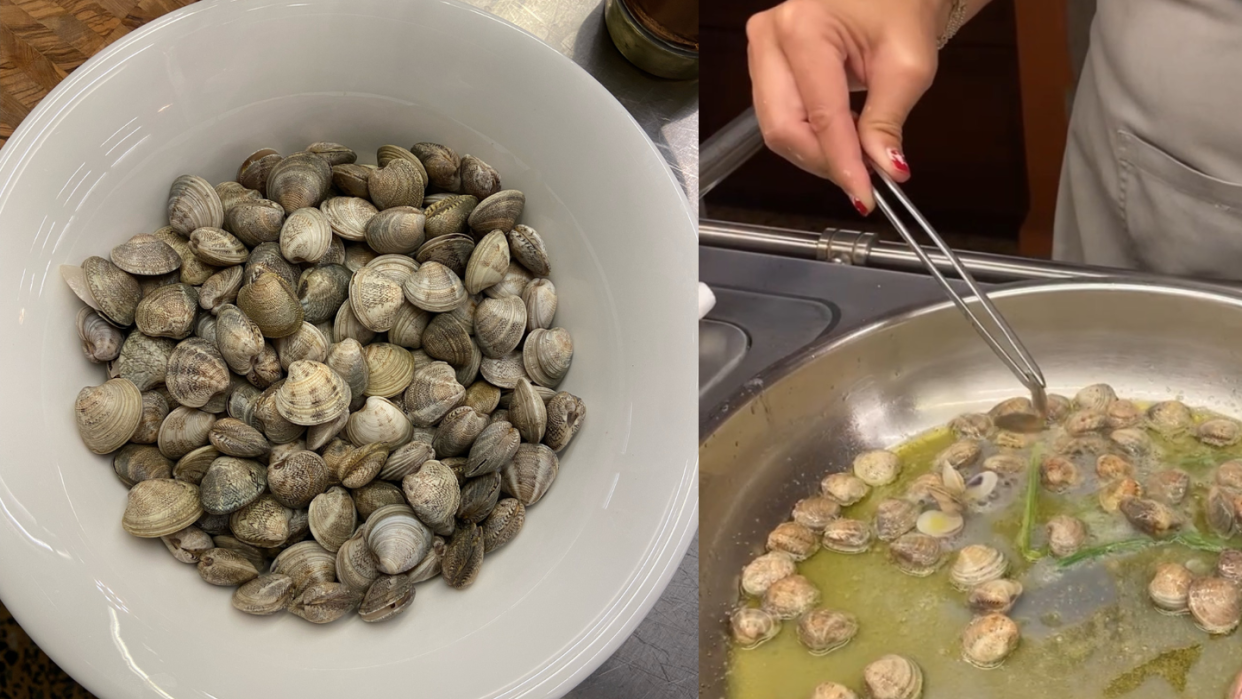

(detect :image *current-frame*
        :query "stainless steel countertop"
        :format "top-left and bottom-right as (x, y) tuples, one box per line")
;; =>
(463, 2), (698, 697)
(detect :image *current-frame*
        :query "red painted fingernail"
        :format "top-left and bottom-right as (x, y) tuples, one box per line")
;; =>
(851, 197), (869, 216)
(888, 148), (910, 174)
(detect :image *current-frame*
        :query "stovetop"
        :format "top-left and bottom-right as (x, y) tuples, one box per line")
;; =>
(699, 245), (996, 421)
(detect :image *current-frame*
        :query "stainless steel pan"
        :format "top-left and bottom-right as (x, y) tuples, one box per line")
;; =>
(698, 280), (1242, 696)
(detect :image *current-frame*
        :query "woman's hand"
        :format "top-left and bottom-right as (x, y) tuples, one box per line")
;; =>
(746, 0), (953, 213)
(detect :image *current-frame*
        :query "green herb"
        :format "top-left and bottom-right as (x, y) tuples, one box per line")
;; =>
(1056, 531), (1233, 568)
(1018, 445), (1045, 561)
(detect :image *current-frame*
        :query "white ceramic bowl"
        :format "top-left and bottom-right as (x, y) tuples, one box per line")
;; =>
(0, 1), (697, 697)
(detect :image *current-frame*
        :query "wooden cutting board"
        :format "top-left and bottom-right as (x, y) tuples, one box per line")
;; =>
(0, 0), (196, 147)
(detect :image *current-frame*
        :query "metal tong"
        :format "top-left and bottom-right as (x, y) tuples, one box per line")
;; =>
(869, 164), (1049, 420)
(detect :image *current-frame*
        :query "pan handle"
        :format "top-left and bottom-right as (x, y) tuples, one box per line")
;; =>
(699, 108), (764, 200)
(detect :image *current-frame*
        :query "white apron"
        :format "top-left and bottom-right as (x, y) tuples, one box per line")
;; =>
(1054, 0), (1242, 279)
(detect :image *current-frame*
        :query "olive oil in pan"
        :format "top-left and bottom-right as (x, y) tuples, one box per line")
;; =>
(728, 410), (1242, 699)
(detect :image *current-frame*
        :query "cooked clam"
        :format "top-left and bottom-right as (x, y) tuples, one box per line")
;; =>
(950, 545), (1008, 590)
(1147, 469), (1190, 505)
(797, 608), (859, 655)
(1200, 418), (1242, 447)
(822, 518), (873, 554)
(1216, 461), (1242, 490)
(1096, 453), (1135, 481)
(1148, 400), (1194, 437)
(1074, 383), (1116, 411)
(761, 574), (820, 620)
(1110, 427), (1153, 456)
(1187, 576), (1241, 635)
(1065, 409), (1107, 436)
(934, 439), (981, 471)
(740, 551), (797, 597)
(810, 683), (858, 699)
(853, 450), (902, 487)
(1098, 477), (1142, 513)
(1120, 497), (1181, 537)
(862, 654), (923, 699)
(961, 613), (1020, 669)
(767, 521), (819, 561)
(1207, 485), (1237, 537)
(1046, 514), (1088, 558)
(874, 498), (919, 542)
(889, 532), (944, 577)
(731, 607), (780, 649)
(968, 579), (1024, 615)
(1040, 456), (1081, 493)
(792, 496), (841, 532)
(950, 412), (994, 440)
(1149, 562), (1193, 614)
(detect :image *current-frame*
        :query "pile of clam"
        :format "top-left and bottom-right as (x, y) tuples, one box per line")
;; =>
(69, 141), (585, 624)
(730, 383), (1242, 695)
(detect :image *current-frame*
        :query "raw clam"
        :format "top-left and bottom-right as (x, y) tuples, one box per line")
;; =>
(523, 327), (573, 388)
(411, 143), (461, 191)
(364, 206), (425, 254)
(423, 194), (478, 239)
(122, 479), (203, 537)
(237, 272), (304, 338)
(522, 278), (557, 331)
(275, 321), (329, 370)
(457, 472), (501, 523)
(380, 440), (435, 482)
(433, 406), (488, 457)
(198, 265), (244, 314)
(484, 262), (533, 299)
(268, 451), (330, 509)
(288, 581), (361, 624)
(154, 227), (218, 285)
(346, 396), (412, 448)
(364, 504), (433, 575)
(168, 175), (224, 235)
(200, 456), (267, 515)
(402, 460), (461, 536)
(232, 573), (295, 615)
(349, 266), (405, 333)
(208, 417), (270, 458)
(75, 378), (143, 454)
(359, 574), (415, 622)
(271, 540), (337, 595)
(336, 529), (380, 591)
(351, 481), (407, 521)
(464, 230), (510, 295)
(499, 443), (558, 506)
(77, 308), (124, 364)
(325, 338), (369, 406)
(243, 242), (299, 288)
(114, 444), (172, 486)
(238, 149), (282, 194)
(309, 486), (356, 552)
(278, 207), (332, 264)
(364, 342), (416, 397)
(482, 498), (524, 553)
(226, 199), (285, 246)
(229, 494), (292, 547)
(80, 256), (142, 326)
(174, 445), (219, 485)
(403, 261), (467, 313)
(508, 225), (550, 276)
(197, 548), (260, 586)
(442, 522), (485, 588)
(157, 406), (216, 460)
(266, 151), (331, 213)
(458, 155), (500, 200)
(369, 158), (424, 210)
(111, 233), (182, 277)
(474, 296), (526, 358)
(161, 525), (213, 564)
(468, 189), (523, 234)
(335, 442), (389, 488)
(404, 361), (466, 426)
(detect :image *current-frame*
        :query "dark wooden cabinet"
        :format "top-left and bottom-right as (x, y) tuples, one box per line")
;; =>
(701, 0), (1039, 252)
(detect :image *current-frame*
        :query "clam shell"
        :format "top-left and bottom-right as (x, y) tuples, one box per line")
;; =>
(78, 308), (125, 363)
(379, 440), (435, 482)
(267, 151), (332, 213)
(873, 498), (919, 542)
(165, 338), (230, 409)
(161, 525), (213, 564)
(464, 229), (510, 295)
(468, 189), (524, 234)
(1120, 497), (1181, 537)
(961, 613), (1020, 669)
(238, 149), (282, 194)
(268, 439), (306, 466)
(508, 225), (550, 276)
(1200, 418), (1242, 447)
(200, 456), (267, 515)
(279, 207), (332, 264)
(365, 206), (426, 254)
(364, 504), (433, 575)
(523, 327), (573, 388)
(349, 265), (405, 333)
(950, 545), (1008, 590)
(333, 299), (376, 345)
(336, 442), (389, 488)
(863, 655), (923, 699)
(229, 494), (292, 547)
(423, 194), (477, 238)
(509, 378), (547, 444)
(433, 406), (488, 458)
(740, 551), (796, 597)
(544, 391), (585, 452)
(243, 241), (299, 289)
(111, 234), (182, 276)
(402, 460), (461, 535)
(157, 406), (216, 459)
(411, 142), (462, 191)
(246, 343), (283, 389)
(298, 263), (352, 324)
(306, 409), (349, 450)
(1188, 576), (1241, 635)
(346, 396), (413, 448)
(133, 283), (196, 339)
(131, 390), (171, 444)
(389, 303), (431, 349)
(238, 273), (305, 339)
(216, 181), (261, 212)
(325, 339), (370, 404)
(500, 443), (558, 506)
(797, 608), (858, 655)
(306, 142), (356, 166)
(154, 227), (218, 285)
(422, 313), (474, 365)
(968, 579), (1024, 615)
(275, 360), (351, 426)
(441, 522), (484, 589)
(458, 155), (500, 200)
(199, 265), (244, 314)
(483, 261), (533, 299)
(168, 175), (224, 235)
(522, 278), (557, 331)
(359, 574), (415, 622)
(479, 350), (528, 389)
(1149, 562), (1193, 614)
(75, 378), (143, 454)
(268, 450), (330, 508)
(113, 444), (173, 486)
(319, 196), (376, 241)
(226, 199), (285, 246)
(403, 261), (467, 313)
(404, 361), (466, 427)
(255, 381), (306, 443)
(308, 485), (356, 552)
(196, 314), (218, 344)
(365, 254), (420, 282)
(762, 574), (820, 620)
(82, 256), (141, 326)
(415, 233), (475, 276)
(732, 607), (781, 649)
(364, 343), (416, 397)
(889, 532), (944, 577)
(475, 295), (526, 358)
(482, 497), (524, 553)
(377, 145), (428, 179)
(288, 581), (360, 624)
(463, 380), (502, 415)
(352, 480), (407, 520)
(189, 227), (249, 266)
(457, 472), (501, 523)
(174, 445), (219, 485)
(208, 417), (270, 458)
(122, 478), (203, 537)
(369, 158), (425, 210)
(336, 529), (381, 591)
(197, 548), (260, 586)
(271, 540), (337, 596)
(232, 573), (295, 615)
(332, 163), (375, 198)
(275, 321), (330, 370)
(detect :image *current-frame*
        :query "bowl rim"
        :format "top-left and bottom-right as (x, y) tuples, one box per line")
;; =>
(0, 0), (699, 696)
